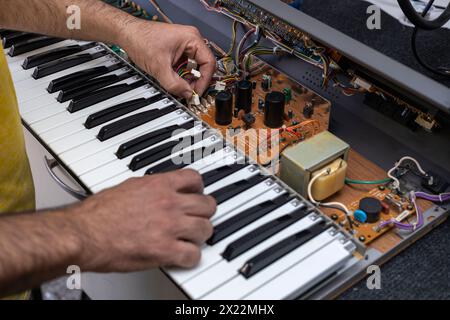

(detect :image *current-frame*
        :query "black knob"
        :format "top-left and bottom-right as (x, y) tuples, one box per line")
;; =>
(235, 80), (252, 113)
(359, 197), (382, 223)
(264, 91), (285, 128)
(215, 91), (233, 125)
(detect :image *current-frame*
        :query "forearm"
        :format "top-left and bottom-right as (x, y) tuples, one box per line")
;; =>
(0, 207), (85, 296)
(0, 0), (138, 45)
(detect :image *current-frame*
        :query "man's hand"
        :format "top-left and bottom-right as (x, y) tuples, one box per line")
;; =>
(73, 169), (216, 272)
(119, 21), (216, 100)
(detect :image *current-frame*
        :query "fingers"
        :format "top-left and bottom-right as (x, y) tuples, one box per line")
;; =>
(177, 194), (217, 218)
(184, 32), (216, 96)
(157, 61), (193, 99)
(163, 169), (204, 194)
(177, 216), (214, 245)
(170, 241), (202, 268)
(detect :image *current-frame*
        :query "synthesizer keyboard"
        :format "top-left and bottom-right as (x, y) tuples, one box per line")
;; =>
(3, 31), (359, 300)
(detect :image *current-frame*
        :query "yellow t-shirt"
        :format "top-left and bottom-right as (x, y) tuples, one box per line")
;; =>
(1, 43), (35, 300)
(0, 45), (35, 213)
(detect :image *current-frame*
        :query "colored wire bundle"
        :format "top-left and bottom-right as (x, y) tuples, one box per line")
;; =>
(377, 190), (450, 232)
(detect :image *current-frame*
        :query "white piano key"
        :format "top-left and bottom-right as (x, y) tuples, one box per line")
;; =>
(212, 184), (286, 227)
(89, 135), (222, 193)
(197, 153), (246, 175)
(39, 95), (168, 144)
(61, 112), (191, 170)
(189, 149), (243, 174)
(30, 89), (158, 135)
(183, 215), (323, 299)
(21, 78), (148, 125)
(6, 40), (83, 64)
(18, 66), (131, 108)
(48, 97), (174, 154)
(204, 165), (260, 195)
(79, 125), (206, 188)
(212, 178), (276, 222)
(166, 199), (305, 284)
(10, 46), (107, 84)
(243, 239), (355, 300)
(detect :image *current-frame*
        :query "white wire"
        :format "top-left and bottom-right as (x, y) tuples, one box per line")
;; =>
(387, 156), (427, 190)
(307, 169), (351, 215)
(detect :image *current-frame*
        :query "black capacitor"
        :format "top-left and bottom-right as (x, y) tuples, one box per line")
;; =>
(215, 91), (233, 125)
(235, 80), (253, 113)
(359, 197), (382, 223)
(264, 91), (286, 128)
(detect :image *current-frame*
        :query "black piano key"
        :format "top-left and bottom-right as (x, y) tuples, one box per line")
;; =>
(145, 145), (207, 175)
(68, 79), (146, 113)
(210, 175), (267, 205)
(222, 206), (313, 261)
(47, 63), (122, 93)
(207, 194), (293, 245)
(129, 139), (182, 172)
(22, 42), (96, 69)
(57, 70), (135, 103)
(129, 133), (203, 172)
(3, 32), (39, 48)
(33, 50), (107, 79)
(0, 30), (19, 38)
(8, 37), (63, 57)
(202, 164), (248, 188)
(116, 121), (195, 159)
(85, 93), (163, 129)
(146, 142), (224, 175)
(239, 221), (327, 278)
(97, 104), (177, 141)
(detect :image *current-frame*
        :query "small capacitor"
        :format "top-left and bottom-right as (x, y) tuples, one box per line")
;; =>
(261, 74), (272, 91)
(303, 102), (314, 118)
(283, 88), (292, 103)
(264, 91), (286, 128)
(288, 109), (294, 119)
(258, 99), (265, 111)
(235, 80), (253, 113)
(215, 91), (233, 126)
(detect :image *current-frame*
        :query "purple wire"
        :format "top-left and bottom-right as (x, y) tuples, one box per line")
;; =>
(415, 191), (450, 202)
(378, 191), (449, 231)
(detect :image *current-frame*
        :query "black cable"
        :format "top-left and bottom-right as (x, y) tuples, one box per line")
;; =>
(410, 1), (450, 78)
(398, 0), (450, 30)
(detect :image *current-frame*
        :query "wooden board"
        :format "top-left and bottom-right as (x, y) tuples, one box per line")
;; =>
(324, 150), (434, 253)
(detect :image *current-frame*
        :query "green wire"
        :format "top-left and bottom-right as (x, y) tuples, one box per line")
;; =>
(345, 178), (392, 185)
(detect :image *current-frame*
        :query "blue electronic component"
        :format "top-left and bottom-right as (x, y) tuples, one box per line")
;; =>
(289, 0), (304, 10)
(353, 209), (368, 223)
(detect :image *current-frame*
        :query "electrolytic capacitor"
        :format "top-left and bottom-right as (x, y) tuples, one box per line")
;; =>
(215, 91), (233, 125)
(235, 80), (253, 113)
(264, 91), (286, 128)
